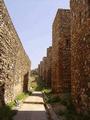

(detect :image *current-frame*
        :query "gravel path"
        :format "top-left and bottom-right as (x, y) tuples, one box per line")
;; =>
(13, 91), (48, 120)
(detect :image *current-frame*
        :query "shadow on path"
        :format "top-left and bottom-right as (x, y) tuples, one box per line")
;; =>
(13, 91), (48, 120)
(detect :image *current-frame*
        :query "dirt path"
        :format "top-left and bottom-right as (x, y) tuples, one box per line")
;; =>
(13, 91), (48, 120)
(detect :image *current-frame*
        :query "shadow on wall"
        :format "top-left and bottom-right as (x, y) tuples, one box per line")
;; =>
(23, 72), (29, 93)
(0, 83), (5, 107)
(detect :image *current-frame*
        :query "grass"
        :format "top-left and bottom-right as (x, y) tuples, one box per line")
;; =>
(58, 94), (90, 120)
(44, 89), (61, 104)
(30, 74), (90, 120)
(43, 88), (52, 94)
(44, 92), (90, 120)
(46, 95), (61, 104)
(7, 92), (32, 108)
(8, 101), (16, 108)
(16, 92), (29, 101)
(31, 75), (46, 91)
(31, 81), (38, 90)
(0, 91), (32, 120)
(58, 109), (90, 120)
(59, 96), (90, 120)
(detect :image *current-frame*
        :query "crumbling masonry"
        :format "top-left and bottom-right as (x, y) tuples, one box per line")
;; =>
(0, 0), (31, 106)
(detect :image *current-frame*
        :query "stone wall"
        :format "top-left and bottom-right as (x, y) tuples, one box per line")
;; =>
(70, 0), (90, 112)
(42, 57), (47, 84)
(39, 61), (43, 78)
(46, 46), (52, 87)
(0, 0), (31, 106)
(38, 61), (44, 80)
(38, 53), (51, 87)
(38, 64), (40, 75)
(37, 0), (90, 114)
(52, 9), (71, 94)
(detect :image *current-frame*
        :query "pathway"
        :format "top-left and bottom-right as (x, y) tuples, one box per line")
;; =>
(13, 91), (48, 120)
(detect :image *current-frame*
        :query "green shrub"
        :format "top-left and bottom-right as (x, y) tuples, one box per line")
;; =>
(43, 89), (52, 94)
(47, 96), (61, 104)
(30, 75), (45, 91)
(57, 94), (90, 120)
(16, 92), (28, 101)
(8, 101), (15, 108)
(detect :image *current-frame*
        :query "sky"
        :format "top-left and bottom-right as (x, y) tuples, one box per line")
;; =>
(4, 0), (70, 69)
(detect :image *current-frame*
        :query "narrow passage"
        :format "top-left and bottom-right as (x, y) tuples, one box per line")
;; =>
(13, 91), (48, 120)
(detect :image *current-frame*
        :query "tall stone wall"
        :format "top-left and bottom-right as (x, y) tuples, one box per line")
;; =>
(0, 0), (31, 106)
(42, 57), (47, 84)
(52, 9), (71, 94)
(38, 48), (52, 88)
(39, 62), (42, 78)
(38, 64), (40, 75)
(46, 46), (52, 87)
(70, 0), (90, 112)
(38, 61), (43, 79)
(37, 0), (90, 114)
